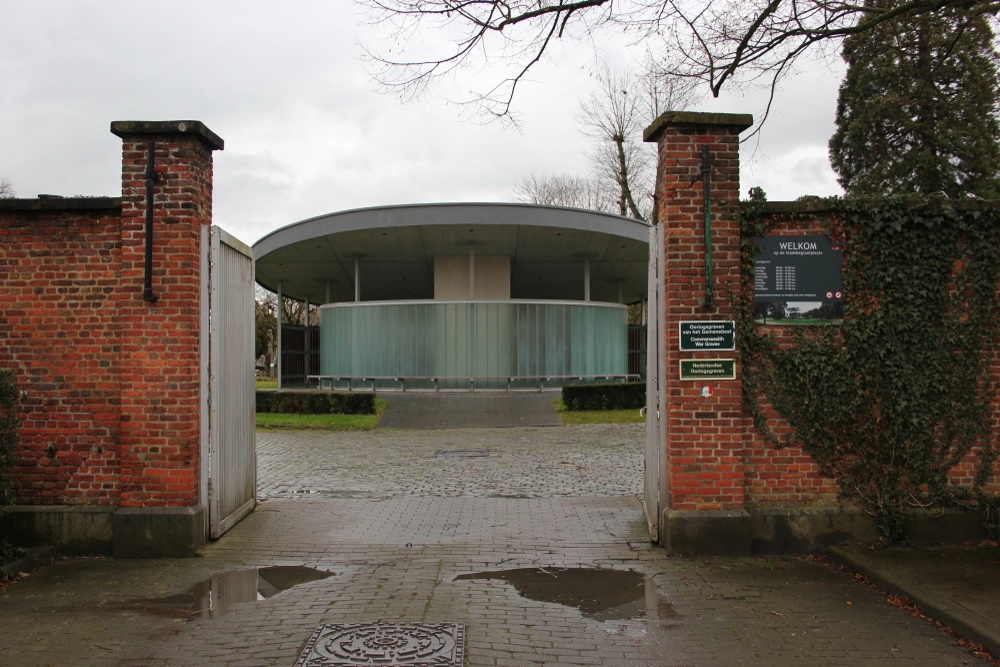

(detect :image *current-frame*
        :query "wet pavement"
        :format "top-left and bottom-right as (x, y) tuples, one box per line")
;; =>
(256, 425), (642, 499)
(377, 392), (563, 430)
(1, 421), (998, 666)
(829, 543), (1000, 659)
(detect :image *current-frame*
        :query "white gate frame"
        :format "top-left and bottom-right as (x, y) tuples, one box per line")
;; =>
(200, 225), (257, 539)
(644, 223), (668, 543)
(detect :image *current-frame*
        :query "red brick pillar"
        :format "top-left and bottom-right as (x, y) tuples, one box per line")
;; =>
(109, 121), (224, 556)
(644, 111), (753, 554)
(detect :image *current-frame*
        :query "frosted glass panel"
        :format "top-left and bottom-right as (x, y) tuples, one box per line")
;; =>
(320, 301), (627, 388)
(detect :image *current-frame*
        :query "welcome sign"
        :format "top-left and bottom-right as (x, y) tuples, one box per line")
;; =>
(753, 235), (844, 325)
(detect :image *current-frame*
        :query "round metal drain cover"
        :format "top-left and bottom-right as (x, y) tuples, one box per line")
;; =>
(296, 623), (465, 666)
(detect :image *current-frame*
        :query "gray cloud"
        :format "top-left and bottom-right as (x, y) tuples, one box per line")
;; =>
(2, 1), (843, 244)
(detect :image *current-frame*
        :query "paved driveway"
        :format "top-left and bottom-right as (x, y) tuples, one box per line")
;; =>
(0, 425), (991, 666)
(256, 424), (642, 499)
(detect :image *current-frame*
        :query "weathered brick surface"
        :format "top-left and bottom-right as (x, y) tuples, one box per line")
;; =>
(650, 115), (750, 512)
(0, 208), (123, 504)
(0, 122), (222, 509)
(115, 131), (217, 508)
(745, 215), (1000, 503)
(648, 112), (999, 512)
(739, 217), (841, 508)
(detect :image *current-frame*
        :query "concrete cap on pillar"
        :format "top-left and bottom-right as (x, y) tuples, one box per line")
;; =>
(643, 111), (754, 143)
(110, 120), (225, 151)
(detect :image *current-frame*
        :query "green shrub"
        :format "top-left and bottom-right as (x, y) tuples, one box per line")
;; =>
(0, 369), (19, 567)
(561, 382), (646, 411)
(255, 390), (376, 415)
(0, 369), (17, 506)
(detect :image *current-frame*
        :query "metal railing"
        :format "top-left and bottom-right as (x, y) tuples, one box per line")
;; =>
(305, 374), (641, 393)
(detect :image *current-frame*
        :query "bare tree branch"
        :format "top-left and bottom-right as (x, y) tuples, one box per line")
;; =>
(360, 0), (1000, 118)
(512, 173), (618, 210)
(578, 63), (699, 220)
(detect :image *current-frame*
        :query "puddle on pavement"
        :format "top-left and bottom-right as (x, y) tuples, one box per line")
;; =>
(435, 449), (491, 458)
(454, 567), (677, 622)
(116, 566), (334, 619)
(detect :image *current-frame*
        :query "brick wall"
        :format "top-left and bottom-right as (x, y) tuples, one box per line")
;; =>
(646, 112), (999, 522)
(745, 212), (1000, 505)
(0, 121), (223, 511)
(738, 216), (841, 508)
(0, 202), (123, 504)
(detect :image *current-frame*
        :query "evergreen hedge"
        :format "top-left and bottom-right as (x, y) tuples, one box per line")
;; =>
(255, 390), (376, 415)
(561, 382), (646, 411)
(0, 369), (17, 506)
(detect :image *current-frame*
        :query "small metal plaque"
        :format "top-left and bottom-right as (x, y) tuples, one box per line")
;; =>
(295, 623), (466, 666)
(679, 359), (736, 380)
(679, 320), (735, 351)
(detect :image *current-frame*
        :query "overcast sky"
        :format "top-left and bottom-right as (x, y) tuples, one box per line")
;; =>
(1, 1), (845, 245)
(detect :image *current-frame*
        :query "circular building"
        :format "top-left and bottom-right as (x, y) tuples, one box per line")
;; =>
(253, 203), (650, 390)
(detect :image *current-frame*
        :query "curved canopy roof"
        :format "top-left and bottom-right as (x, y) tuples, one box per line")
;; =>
(254, 203), (651, 304)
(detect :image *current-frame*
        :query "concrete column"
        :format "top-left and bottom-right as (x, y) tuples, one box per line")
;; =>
(276, 281), (283, 389)
(354, 256), (360, 302)
(469, 246), (475, 301)
(304, 297), (311, 379)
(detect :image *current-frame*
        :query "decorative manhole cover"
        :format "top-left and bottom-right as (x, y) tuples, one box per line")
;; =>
(294, 623), (465, 666)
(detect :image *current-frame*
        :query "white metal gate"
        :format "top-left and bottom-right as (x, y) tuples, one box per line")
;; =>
(200, 226), (256, 539)
(644, 223), (667, 543)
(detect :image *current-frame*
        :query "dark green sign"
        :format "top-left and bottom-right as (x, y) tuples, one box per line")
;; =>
(754, 235), (843, 301)
(753, 235), (845, 325)
(679, 320), (735, 351)
(679, 359), (736, 380)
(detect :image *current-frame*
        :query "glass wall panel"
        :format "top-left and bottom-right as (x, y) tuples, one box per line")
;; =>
(320, 301), (626, 388)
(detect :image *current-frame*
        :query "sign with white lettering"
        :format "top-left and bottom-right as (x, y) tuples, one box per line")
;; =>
(679, 321), (735, 351)
(679, 359), (736, 380)
(753, 235), (844, 325)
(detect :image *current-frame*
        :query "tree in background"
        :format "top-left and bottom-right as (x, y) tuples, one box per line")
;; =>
(254, 286), (319, 376)
(578, 64), (698, 221)
(829, 2), (1000, 198)
(512, 173), (615, 211)
(255, 297), (277, 361)
(255, 286), (279, 376)
(361, 0), (999, 121)
(0, 177), (14, 198)
(514, 63), (698, 222)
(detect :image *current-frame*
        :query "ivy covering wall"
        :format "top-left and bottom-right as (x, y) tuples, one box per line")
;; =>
(739, 191), (1000, 542)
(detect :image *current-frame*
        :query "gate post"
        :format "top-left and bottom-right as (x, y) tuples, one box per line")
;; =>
(110, 121), (224, 556)
(644, 112), (754, 555)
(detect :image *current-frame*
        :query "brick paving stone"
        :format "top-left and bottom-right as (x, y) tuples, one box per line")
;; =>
(0, 426), (993, 666)
(255, 425), (644, 500)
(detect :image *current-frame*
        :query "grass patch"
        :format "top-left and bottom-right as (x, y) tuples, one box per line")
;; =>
(256, 397), (388, 430)
(553, 399), (644, 425)
(255, 379), (278, 389)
